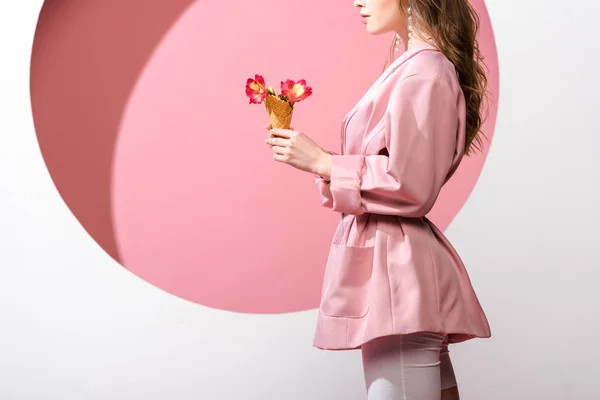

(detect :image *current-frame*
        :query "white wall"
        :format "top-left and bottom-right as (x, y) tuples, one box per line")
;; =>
(1, 1), (599, 399)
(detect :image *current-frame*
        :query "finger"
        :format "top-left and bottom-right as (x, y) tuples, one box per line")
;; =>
(265, 137), (290, 147)
(270, 130), (291, 139)
(270, 145), (288, 155)
(270, 128), (291, 138)
(273, 153), (289, 163)
(265, 123), (272, 130)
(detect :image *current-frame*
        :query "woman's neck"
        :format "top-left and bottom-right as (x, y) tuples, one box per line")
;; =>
(407, 34), (437, 51)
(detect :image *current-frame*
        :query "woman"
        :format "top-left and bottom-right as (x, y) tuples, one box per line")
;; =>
(265, 0), (491, 399)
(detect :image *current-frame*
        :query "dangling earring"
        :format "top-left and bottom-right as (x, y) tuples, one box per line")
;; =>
(407, 6), (413, 46)
(395, 33), (402, 52)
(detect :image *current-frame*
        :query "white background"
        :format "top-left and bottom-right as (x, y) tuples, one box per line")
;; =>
(1, 1), (599, 399)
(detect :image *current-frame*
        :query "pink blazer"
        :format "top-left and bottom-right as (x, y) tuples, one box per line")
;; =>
(312, 41), (491, 350)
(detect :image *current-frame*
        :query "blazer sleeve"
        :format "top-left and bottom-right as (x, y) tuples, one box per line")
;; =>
(319, 74), (460, 217)
(313, 150), (338, 208)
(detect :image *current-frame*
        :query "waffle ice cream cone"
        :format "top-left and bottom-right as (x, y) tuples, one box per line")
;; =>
(265, 95), (293, 129)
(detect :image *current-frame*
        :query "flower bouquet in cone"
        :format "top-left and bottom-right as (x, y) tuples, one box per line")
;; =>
(245, 74), (312, 129)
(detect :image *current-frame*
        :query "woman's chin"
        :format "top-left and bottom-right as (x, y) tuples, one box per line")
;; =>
(365, 25), (385, 35)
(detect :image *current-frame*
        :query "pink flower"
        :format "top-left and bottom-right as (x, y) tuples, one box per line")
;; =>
(245, 74), (267, 104)
(280, 79), (313, 103)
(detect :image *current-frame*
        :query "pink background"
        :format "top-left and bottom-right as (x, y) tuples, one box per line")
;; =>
(30, 0), (498, 314)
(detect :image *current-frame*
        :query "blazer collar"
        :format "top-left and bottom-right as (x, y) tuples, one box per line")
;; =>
(342, 39), (441, 125)
(379, 39), (440, 84)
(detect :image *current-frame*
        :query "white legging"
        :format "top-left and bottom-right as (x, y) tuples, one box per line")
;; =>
(361, 332), (457, 400)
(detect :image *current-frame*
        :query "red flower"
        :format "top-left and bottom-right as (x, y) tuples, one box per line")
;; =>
(245, 74), (267, 104)
(280, 79), (312, 103)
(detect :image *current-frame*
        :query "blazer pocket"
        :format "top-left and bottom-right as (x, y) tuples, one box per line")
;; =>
(320, 244), (374, 318)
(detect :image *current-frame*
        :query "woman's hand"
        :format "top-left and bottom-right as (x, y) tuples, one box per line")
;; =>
(264, 123), (331, 177)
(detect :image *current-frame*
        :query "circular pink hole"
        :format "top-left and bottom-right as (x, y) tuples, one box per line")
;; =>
(30, 0), (498, 313)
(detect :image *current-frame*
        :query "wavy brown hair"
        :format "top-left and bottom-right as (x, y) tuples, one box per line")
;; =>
(383, 0), (490, 156)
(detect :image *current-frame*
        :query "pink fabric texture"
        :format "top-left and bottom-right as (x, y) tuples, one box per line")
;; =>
(312, 41), (491, 350)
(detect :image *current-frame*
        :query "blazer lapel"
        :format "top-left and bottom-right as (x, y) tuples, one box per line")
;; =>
(340, 42), (440, 154)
